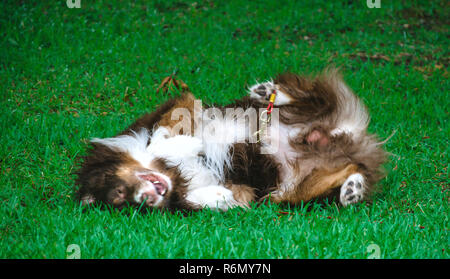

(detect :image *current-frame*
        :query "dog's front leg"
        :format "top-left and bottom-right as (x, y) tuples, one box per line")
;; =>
(185, 185), (242, 211)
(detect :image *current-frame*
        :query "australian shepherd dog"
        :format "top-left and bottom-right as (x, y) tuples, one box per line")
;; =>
(75, 69), (387, 211)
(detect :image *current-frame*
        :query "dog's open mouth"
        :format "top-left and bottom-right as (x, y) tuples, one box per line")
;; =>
(138, 173), (168, 196)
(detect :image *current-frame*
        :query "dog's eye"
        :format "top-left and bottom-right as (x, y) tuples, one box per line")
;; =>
(116, 188), (123, 195)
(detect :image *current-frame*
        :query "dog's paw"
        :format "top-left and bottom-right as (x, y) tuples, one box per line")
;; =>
(248, 81), (293, 105)
(248, 81), (275, 101)
(186, 185), (240, 211)
(151, 126), (171, 142)
(340, 173), (366, 206)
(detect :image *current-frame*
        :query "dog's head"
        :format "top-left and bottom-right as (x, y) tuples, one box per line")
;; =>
(75, 130), (188, 210)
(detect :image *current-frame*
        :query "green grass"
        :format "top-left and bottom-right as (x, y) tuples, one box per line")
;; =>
(0, 0), (448, 259)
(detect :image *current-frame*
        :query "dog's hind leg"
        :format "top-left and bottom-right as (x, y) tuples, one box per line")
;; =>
(263, 164), (359, 205)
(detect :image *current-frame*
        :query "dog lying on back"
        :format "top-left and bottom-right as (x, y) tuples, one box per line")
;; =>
(75, 69), (387, 210)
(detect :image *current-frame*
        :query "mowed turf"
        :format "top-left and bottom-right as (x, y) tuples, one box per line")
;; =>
(0, 0), (448, 259)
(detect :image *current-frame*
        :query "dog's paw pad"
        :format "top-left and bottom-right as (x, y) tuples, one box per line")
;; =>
(248, 82), (274, 101)
(254, 84), (268, 97)
(340, 173), (365, 206)
(248, 81), (294, 106)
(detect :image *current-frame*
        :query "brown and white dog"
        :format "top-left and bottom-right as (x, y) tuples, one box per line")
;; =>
(75, 69), (387, 211)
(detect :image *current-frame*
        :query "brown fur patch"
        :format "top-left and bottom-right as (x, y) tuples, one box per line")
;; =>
(226, 183), (256, 208)
(274, 72), (339, 124)
(158, 93), (198, 136)
(120, 98), (179, 136)
(225, 142), (279, 199)
(119, 92), (199, 138)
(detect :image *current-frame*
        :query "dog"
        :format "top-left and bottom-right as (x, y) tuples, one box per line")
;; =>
(75, 68), (387, 210)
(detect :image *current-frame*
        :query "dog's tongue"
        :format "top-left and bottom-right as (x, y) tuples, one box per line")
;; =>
(138, 174), (168, 196)
(154, 182), (167, 196)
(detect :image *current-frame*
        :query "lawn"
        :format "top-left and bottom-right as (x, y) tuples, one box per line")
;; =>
(0, 0), (448, 259)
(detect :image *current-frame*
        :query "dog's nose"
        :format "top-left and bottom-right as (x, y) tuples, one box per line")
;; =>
(141, 191), (158, 206)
